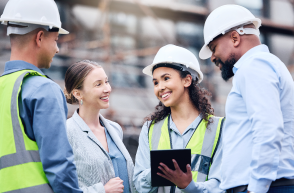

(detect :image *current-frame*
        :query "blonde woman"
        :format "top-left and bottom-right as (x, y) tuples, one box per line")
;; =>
(64, 60), (136, 193)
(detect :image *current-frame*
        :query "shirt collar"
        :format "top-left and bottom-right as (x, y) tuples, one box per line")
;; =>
(73, 109), (91, 133)
(73, 109), (105, 133)
(233, 44), (270, 74)
(169, 114), (202, 135)
(2, 60), (44, 76)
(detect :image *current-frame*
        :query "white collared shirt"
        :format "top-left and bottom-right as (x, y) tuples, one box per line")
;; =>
(220, 45), (294, 193)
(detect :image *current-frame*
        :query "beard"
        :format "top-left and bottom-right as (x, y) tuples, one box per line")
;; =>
(216, 55), (236, 81)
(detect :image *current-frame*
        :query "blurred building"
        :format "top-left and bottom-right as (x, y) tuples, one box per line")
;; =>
(1, 0), (294, 160)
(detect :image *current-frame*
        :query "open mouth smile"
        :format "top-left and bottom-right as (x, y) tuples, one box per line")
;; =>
(100, 96), (109, 102)
(160, 92), (171, 101)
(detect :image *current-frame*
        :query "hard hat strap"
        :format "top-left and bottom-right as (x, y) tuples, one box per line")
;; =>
(48, 27), (59, 32)
(222, 23), (260, 37)
(235, 27), (260, 36)
(152, 63), (199, 81)
(210, 25), (260, 46)
(152, 63), (183, 73)
(7, 22), (59, 36)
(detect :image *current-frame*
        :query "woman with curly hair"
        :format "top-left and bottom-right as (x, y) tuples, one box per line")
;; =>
(133, 45), (225, 193)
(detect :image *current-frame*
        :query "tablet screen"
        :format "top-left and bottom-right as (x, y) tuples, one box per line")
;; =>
(150, 149), (191, 187)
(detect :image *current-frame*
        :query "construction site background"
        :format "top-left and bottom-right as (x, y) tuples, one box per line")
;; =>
(1, 0), (294, 161)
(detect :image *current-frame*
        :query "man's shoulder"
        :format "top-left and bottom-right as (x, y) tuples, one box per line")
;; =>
(21, 75), (65, 102)
(240, 51), (284, 75)
(23, 75), (62, 93)
(24, 75), (59, 86)
(249, 51), (283, 66)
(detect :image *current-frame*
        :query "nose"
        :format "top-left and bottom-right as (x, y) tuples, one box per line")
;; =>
(158, 81), (166, 91)
(210, 54), (216, 64)
(154, 81), (165, 97)
(104, 83), (111, 93)
(56, 46), (59, 54)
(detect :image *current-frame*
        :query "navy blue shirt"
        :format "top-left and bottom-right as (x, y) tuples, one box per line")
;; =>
(1, 61), (82, 193)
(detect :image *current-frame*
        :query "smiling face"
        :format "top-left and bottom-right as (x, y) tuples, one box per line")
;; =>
(208, 33), (237, 81)
(77, 67), (111, 110)
(152, 67), (191, 107)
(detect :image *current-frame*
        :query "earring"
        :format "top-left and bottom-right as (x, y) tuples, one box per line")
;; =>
(80, 99), (83, 105)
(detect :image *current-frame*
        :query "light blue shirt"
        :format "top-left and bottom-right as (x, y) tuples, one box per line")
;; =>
(133, 115), (224, 193)
(1, 61), (82, 193)
(220, 45), (294, 193)
(104, 126), (130, 192)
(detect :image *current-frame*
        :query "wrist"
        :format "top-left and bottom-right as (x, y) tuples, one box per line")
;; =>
(178, 179), (192, 189)
(104, 185), (109, 193)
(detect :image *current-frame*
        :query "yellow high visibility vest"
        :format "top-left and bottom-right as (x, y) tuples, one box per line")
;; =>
(0, 70), (53, 193)
(149, 115), (224, 193)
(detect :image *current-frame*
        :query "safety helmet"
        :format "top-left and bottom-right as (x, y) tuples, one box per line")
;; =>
(0, 0), (69, 34)
(143, 44), (204, 83)
(199, 4), (261, 59)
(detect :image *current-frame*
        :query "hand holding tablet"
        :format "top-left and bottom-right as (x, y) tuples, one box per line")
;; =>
(157, 159), (192, 189)
(150, 149), (191, 187)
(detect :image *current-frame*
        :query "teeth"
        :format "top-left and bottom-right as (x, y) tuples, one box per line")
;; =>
(162, 93), (170, 98)
(101, 97), (108, 100)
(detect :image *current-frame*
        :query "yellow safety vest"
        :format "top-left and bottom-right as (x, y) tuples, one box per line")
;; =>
(0, 70), (53, 193)
(149, 115), (224, 193)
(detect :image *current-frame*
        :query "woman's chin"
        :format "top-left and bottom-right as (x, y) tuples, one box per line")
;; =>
(161, 100), (173, 108)
(101, 104), (110, 109)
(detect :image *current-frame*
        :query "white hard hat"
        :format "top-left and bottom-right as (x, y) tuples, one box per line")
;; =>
(143, 44), (204, 83)
(0, 0), (69, 34)
(199, 4), (261, 59)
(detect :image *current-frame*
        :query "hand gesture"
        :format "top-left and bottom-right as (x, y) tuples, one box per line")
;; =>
(104, 177), (124, 193)
(157, 159), (192, 189)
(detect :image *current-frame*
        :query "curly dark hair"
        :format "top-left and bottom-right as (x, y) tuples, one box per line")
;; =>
(145, 70), (214, 126)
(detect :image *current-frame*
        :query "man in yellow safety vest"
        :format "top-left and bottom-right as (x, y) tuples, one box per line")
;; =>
(0, 0), (83, 192)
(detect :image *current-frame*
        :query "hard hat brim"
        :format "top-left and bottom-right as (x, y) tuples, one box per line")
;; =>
(143, 61), (204, 83)
(142, 62), (159, 77)
(199, 17), (262, 60)
(58, 27), (69, 34)
(142, 61), (187, 77)
(0, 18), (69, 34)
(199, 45), (212, 60)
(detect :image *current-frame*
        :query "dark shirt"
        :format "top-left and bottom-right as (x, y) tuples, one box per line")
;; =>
(2, 60), (82, 193)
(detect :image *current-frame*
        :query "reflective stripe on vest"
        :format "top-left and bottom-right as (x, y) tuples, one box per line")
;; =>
(0, 70), (53, 193)
(148, 115), (223, 193)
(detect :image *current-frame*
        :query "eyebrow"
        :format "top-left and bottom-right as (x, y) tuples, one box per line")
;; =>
(208, 43), (214, 51)
(93, 79), (102, 84)
(152, 73), (171, 81)
(95, 76), (108, 82)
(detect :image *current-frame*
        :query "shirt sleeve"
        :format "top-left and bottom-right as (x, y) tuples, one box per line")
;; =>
(27, 81), (82, 193)
(180, 133), (225, 193)
(133, 121), (158, 193)
(238, 57), (284, 193)
(80, 182), (105, 193)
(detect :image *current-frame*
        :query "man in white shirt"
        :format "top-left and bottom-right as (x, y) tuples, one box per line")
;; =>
(199, 4), (294, 193)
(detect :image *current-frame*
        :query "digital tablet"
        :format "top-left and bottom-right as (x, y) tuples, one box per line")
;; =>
(150, 149), (191, 187)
